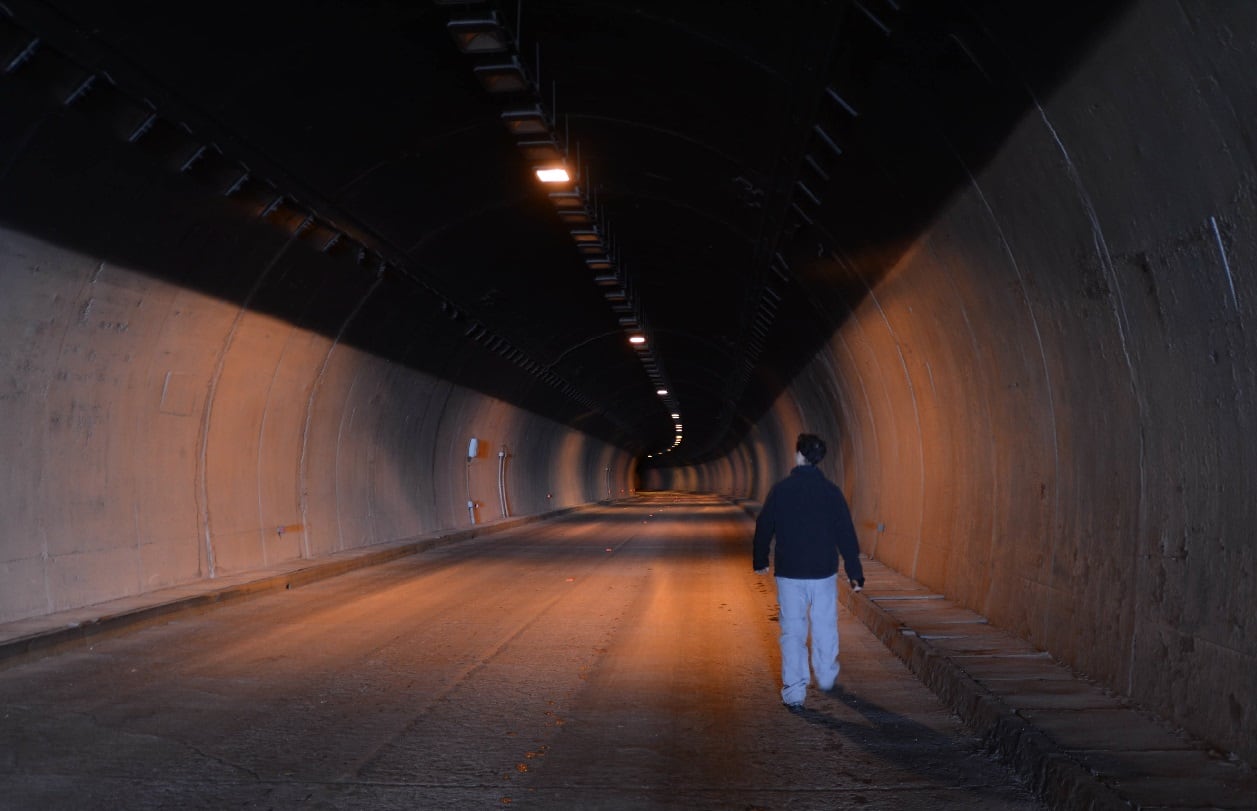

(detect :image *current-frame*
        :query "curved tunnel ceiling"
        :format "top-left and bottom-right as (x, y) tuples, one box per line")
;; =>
(0, 0), (1129, 464)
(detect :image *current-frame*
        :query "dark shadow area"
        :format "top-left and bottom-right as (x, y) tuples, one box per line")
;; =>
(797, 685), (1031, 799)
(0, 0), (1132, 462)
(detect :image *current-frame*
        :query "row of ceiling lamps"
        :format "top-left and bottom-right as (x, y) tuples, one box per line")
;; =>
(443, 1), (683, 454)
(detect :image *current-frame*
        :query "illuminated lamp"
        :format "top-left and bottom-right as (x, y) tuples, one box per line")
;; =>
(535, 167), (570, 183)
(671, 413), (680, 418)
(657, 389), (669, 396)
(629, 335), (646, 345)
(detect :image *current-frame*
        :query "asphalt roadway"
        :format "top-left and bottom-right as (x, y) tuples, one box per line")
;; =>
(0, 494), (1045, 810)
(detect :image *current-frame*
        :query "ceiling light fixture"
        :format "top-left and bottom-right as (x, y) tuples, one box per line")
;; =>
(501, 107), (549, 136)
(474, 61), (530, 94)
(558, 210), (592, 225)
(548, 191), (584, 210)
(518, 139), (563, 162)
(447, 18), (511, 54)
(535, 167), (570, 183)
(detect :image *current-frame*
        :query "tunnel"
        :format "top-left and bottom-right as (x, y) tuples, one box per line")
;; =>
(0, 0), (1255, 805)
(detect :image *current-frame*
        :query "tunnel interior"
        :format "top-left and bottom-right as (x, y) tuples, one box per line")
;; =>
(0, 0), (1254, 765)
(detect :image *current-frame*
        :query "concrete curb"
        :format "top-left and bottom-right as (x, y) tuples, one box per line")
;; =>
(0, 503), (601, 670)
(837, 584), (1133, 811)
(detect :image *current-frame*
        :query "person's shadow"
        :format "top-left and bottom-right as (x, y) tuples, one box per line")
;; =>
(792, 685), (1033, 800)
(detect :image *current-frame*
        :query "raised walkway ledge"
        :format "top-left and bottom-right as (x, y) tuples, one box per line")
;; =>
(839, 558), (1255, 811)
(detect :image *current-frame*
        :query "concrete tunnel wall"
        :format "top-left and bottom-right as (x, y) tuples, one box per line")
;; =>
(0, 232), (636, 622)
(645, 0), (1257, 765)
(0, 96), (642, 629)
(0, 233), (635, 623)
(0, 6), (645, 626)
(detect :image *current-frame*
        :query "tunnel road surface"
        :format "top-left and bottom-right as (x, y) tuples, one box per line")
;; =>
(0, 494), (1043, 810)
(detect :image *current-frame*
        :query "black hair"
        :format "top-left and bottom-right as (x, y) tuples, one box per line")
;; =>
(796, 433), (826, 465)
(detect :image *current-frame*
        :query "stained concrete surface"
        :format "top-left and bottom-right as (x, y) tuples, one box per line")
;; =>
(843, 561), (1257, 810)
(0, 495), (1043, 810)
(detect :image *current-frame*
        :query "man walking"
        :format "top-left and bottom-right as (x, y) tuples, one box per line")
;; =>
(753, 433), (864, 709)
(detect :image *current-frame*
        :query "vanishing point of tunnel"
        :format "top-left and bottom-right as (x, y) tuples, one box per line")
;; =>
(0, 0), (1255, 808)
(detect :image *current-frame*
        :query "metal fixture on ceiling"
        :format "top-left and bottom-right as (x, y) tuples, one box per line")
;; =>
(441, 0), (684, 454)
(700, 0), (899, 459)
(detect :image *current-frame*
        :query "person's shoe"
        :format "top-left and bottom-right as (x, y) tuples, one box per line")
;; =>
(784, 701), (805, 712)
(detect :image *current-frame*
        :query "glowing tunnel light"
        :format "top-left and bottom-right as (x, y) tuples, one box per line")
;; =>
(535, 167), (570, 183)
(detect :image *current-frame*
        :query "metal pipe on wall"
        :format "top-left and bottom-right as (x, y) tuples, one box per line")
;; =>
(466, 437), (479, 525)
(497, 446), (510, 518)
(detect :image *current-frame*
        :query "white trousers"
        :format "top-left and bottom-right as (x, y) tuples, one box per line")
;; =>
(775, 575), (839, 705)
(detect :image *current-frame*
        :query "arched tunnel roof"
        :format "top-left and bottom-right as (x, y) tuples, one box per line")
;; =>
(0, 0), (1127, 464)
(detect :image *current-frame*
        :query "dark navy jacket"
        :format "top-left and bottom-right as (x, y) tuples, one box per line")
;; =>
(752, 465), (864, 583)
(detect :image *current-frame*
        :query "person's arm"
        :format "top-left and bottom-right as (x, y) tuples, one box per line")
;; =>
(752, 491), (775, 573)
(835, 496), (864, 590)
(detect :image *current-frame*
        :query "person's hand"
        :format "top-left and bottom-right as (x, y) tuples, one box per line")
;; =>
(754, 568), (769, 575)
